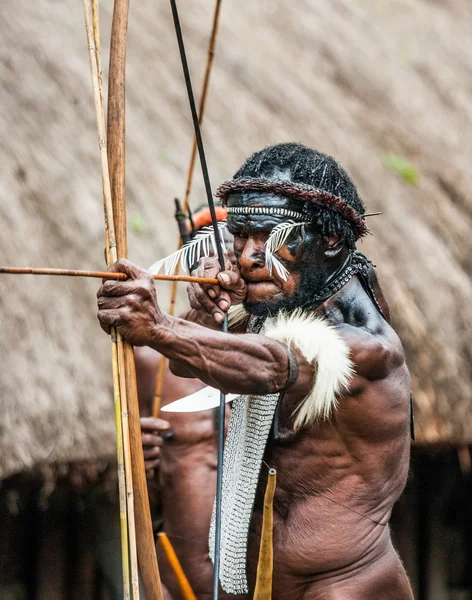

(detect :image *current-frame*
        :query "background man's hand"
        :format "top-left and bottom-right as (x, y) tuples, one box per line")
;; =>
(97, 259), (167, 346)
(187, 256), (247, 324)
(140, 417), (172, 480)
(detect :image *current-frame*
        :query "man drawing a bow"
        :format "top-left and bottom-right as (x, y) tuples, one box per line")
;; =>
(97, 143), (414, 599)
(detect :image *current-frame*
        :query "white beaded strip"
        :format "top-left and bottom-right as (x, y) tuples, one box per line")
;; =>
(227, 206), (309, 220)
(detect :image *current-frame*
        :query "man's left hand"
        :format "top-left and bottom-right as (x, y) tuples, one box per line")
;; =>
(97, 259), (166, 346)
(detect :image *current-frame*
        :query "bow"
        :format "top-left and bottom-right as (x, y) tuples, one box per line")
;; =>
(84, 0), (164, 597)
(107, 1), (164, 598)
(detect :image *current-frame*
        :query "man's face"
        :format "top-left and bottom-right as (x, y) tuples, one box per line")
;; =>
(226, 193), (328, 316)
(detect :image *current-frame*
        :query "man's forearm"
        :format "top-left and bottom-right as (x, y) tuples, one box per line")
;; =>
(166, 308), (223, 377)
(149, 316), (289, 395)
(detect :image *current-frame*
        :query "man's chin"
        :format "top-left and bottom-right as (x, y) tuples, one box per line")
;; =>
(243, 297), (295, 318)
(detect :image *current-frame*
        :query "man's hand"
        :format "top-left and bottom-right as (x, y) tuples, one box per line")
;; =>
(140, 417), (172, 480)
(97, 259), (168, 346)
(187, 256), (247, 324)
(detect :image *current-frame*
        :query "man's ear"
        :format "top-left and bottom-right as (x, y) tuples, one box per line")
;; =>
(324, 235), (343, 258)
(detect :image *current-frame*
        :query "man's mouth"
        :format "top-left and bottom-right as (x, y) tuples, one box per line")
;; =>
(244, 279), (281, 300)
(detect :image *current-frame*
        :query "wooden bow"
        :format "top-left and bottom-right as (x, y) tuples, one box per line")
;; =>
(107, 0), (164, 598)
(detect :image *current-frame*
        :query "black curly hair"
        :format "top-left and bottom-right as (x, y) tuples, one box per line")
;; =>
(233, 142), (365, 249)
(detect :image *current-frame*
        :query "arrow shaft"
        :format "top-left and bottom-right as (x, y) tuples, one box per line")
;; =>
(0, 266), (218, 285)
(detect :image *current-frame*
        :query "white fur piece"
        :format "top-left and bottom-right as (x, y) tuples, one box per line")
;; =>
(265, 309), (354, 428)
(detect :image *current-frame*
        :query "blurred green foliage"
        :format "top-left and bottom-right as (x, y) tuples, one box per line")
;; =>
(130, 213), (149, 236)
(384, 152), (419, 186)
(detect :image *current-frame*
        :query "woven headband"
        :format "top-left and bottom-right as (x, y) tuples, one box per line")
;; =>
(215, 177), (368, 239)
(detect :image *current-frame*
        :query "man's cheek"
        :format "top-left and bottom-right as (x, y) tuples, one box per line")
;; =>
(280, 274), (299, 297)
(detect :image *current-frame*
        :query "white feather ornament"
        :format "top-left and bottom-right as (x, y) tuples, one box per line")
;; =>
(149, 221), (229, 275)
(264, 220), (310, 280)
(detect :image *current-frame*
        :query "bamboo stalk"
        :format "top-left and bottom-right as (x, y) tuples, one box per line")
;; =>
(117, 337), (140, 598)
(152, 359), (167, 418)
(253, 468), (277, 600)
(88, 0), (142, 594)
(0, 266), (218, 285)
(157, 533), (198, 600)
(82, 0), (131, 597)
(107, 0), (164, 597)
(111, 333), (131, 597)
(152, 0), (223, 418)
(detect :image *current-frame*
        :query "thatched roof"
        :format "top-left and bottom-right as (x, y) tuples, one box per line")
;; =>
(1, 0), (471, 478)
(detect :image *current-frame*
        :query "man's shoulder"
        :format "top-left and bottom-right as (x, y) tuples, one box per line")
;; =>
(326, 290), (407, 382)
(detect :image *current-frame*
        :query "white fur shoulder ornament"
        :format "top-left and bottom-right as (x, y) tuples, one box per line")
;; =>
(265, 309), (354, 428)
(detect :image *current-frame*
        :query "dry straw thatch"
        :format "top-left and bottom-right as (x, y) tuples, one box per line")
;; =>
(0, 0), (471, 478)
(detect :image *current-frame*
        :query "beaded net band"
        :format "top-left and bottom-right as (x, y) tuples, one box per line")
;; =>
(209, 316), (281, 594)
(216, 177), (368, 239)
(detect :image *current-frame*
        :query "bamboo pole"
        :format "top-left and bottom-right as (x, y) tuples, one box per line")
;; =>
(107, 0), (164, 597)
(253, 468), (277, 600)
(152, 0), (223, 418)
(0, 267), (218, 285)
(82, 0), (131, 597)
(111, 333), (132, 598)
(117, 337), (140, 598)
(157, 533), (198, 600)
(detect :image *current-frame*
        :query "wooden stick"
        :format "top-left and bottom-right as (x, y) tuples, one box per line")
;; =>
(157, 533), (198, 600)
(107, 0), (164, 597)
(116, 336), (140, 598)
(0, 266), (218, 285)
(152, 0), (223, 418)
(111, 333), (132, 598)
(253, 468), (277, 600)
(83, 0), (131, 596)
(152, 359), (167, 418)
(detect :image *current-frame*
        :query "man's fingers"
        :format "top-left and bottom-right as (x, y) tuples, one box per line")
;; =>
(141, 433), (164, 447)
(191, 286), (223, 319)
(97, 309), (121, 329)
(111, 258), (150, 281)
(214, 290), (231, 312)
(99, 321), (112, 335)
(97, 280), (140, 299)
(98, 295), (140, 310)
(143, 447), (161, 460)
(140, 417), (171, 431)
(217, 269), (245, 291)
(145, 458), (160, 472)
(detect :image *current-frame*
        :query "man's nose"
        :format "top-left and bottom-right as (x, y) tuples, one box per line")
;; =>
(238, 238), (266, 271)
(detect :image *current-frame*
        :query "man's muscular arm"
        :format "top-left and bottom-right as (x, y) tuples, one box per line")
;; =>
(150, 318), (290, 394)
(338, 322), (404, 381)
(327, 285), (410, 438)
(96, 260), (304, 396)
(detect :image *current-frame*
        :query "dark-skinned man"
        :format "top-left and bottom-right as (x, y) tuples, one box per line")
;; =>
(97, 143), (414, 599)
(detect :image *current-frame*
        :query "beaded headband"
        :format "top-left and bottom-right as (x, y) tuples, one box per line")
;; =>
(227, 206), (309, 220)
(216, 177), (368, 239)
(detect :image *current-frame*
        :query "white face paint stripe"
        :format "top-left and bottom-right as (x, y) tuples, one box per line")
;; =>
(227, 206), (309, 220)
